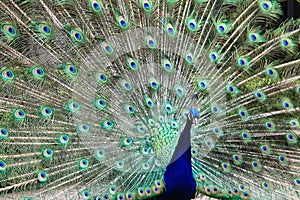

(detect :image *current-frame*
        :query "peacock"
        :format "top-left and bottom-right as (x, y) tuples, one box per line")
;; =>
(0, 0), (300, 199)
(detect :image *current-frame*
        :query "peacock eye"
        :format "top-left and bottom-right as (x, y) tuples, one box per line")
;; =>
(13, 109), (26, 120)
(209, 51), (219, 62)
(0, 160), (7, 172)
(71, 30), (83, 41)
(79, 159), (89, 170)
(100, 41), (114, 55)
(260, 1), (272, 11)
(1, 68), (15, 82)
(39, 24), (51, 34)
(126, 57), (139, 71)
(2, 24), (17, 39)
(116, 16), (128, 30)
(37, 171), (48, 182)
(145, 35), (157, 49)
(187, 18), (198, 31)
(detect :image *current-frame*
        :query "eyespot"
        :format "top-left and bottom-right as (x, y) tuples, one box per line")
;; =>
(147, 118), (155, 127)
(58, 134), (70, 145)
(136, 124), (146, 134)
(123, 103), (135, 114)
(211, 105), (222, 114)
(157, 115), (165, 123)
(126, 57), (139, 71)
(101, 119), (115, 130)
(165, 23), (176, 36)
(248, 32), (259, 42)
(0, 128), (8, 140)
(94, 97), (107, 110)
(148, 77), (160, 90)
(232, 154), (243, 165)
(117, 193), (125, 200)
(145, 35), (157, 49)
(164, 101), (174, 114)
(38, 23), (52, 37)
(70, 29), (84, 42)
(37, 171), (48, 183)
(260, 1), (272, 11)
(278, 155), (288, 165)
(254, 90), (267, 101)
(140, 146), (149, 156)
(30, 66), (45, 79)
(66, 101), (80, 112)
(209, 51), (219, 62)
(100, 41), (114, 55)
(262, 181), (271, 190)
(94, 149), (105, 161)
(265, 121), (276, 130)
(80, 190), (90, 200)
(138, 187), (145, 197)
(2, 24), (17, 39)
(116, 16), (128, 30)
(185, 52), (194, 64)
(141, 0), (153, 12)
(108, 185), (117, 195)
(154, 180), (163, 188)
(40, 106), (53, 119)
(198, 80), (209, 90)
(152, 185), (161, 194)
(170, 120), (178, 129)
(241, 131), (252, 143)
(0, 160), (7, 172)
(205, 138), (215, 149)
(119, 79), (132, 91)
(237, 57), (249, 68)
(142, 162), (150, 171)
(122, 137), (133, 147)
(144, 95), (154, 108)
(289, 119), (299, 128)
(89, 0), (103, 13)
(155, 160), (161, 167)
(1, 68), (15, 82)
(191, 147), (198, 157)
(281, 38), (292, 48)
(186, 18), (198, 32)
(42, 148), (53, 159)
(260, 144), (271, 155)
(63, 64), (78, 77)
(115, 160), (124, 170)
(161, 58), (174, 73)
(226, 84), (238, 94)
(126, 192), (134, 200)
(174, 84), (185, 98)
(13, 108), (26, 120)
(233, 188), (240, 195)
(282, 98), (294, 110)
(286, 132), (298, 145)
(221, 162), (231, 172)
(145, 187), (152, 196)
(78, 158), (89, 170)
(77, 123), (90, 134)
(217, 23), (228, 34)
(265, 67), (278, 78)
(251, 160), (262, 172)
(103, 194), (111, 200)
(238, 108), (249, 120)
(96, 72), (109, 85)
(213, 127), (224, 136)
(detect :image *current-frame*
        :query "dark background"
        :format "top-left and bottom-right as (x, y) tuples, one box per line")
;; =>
(281, 0), (300, 20)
